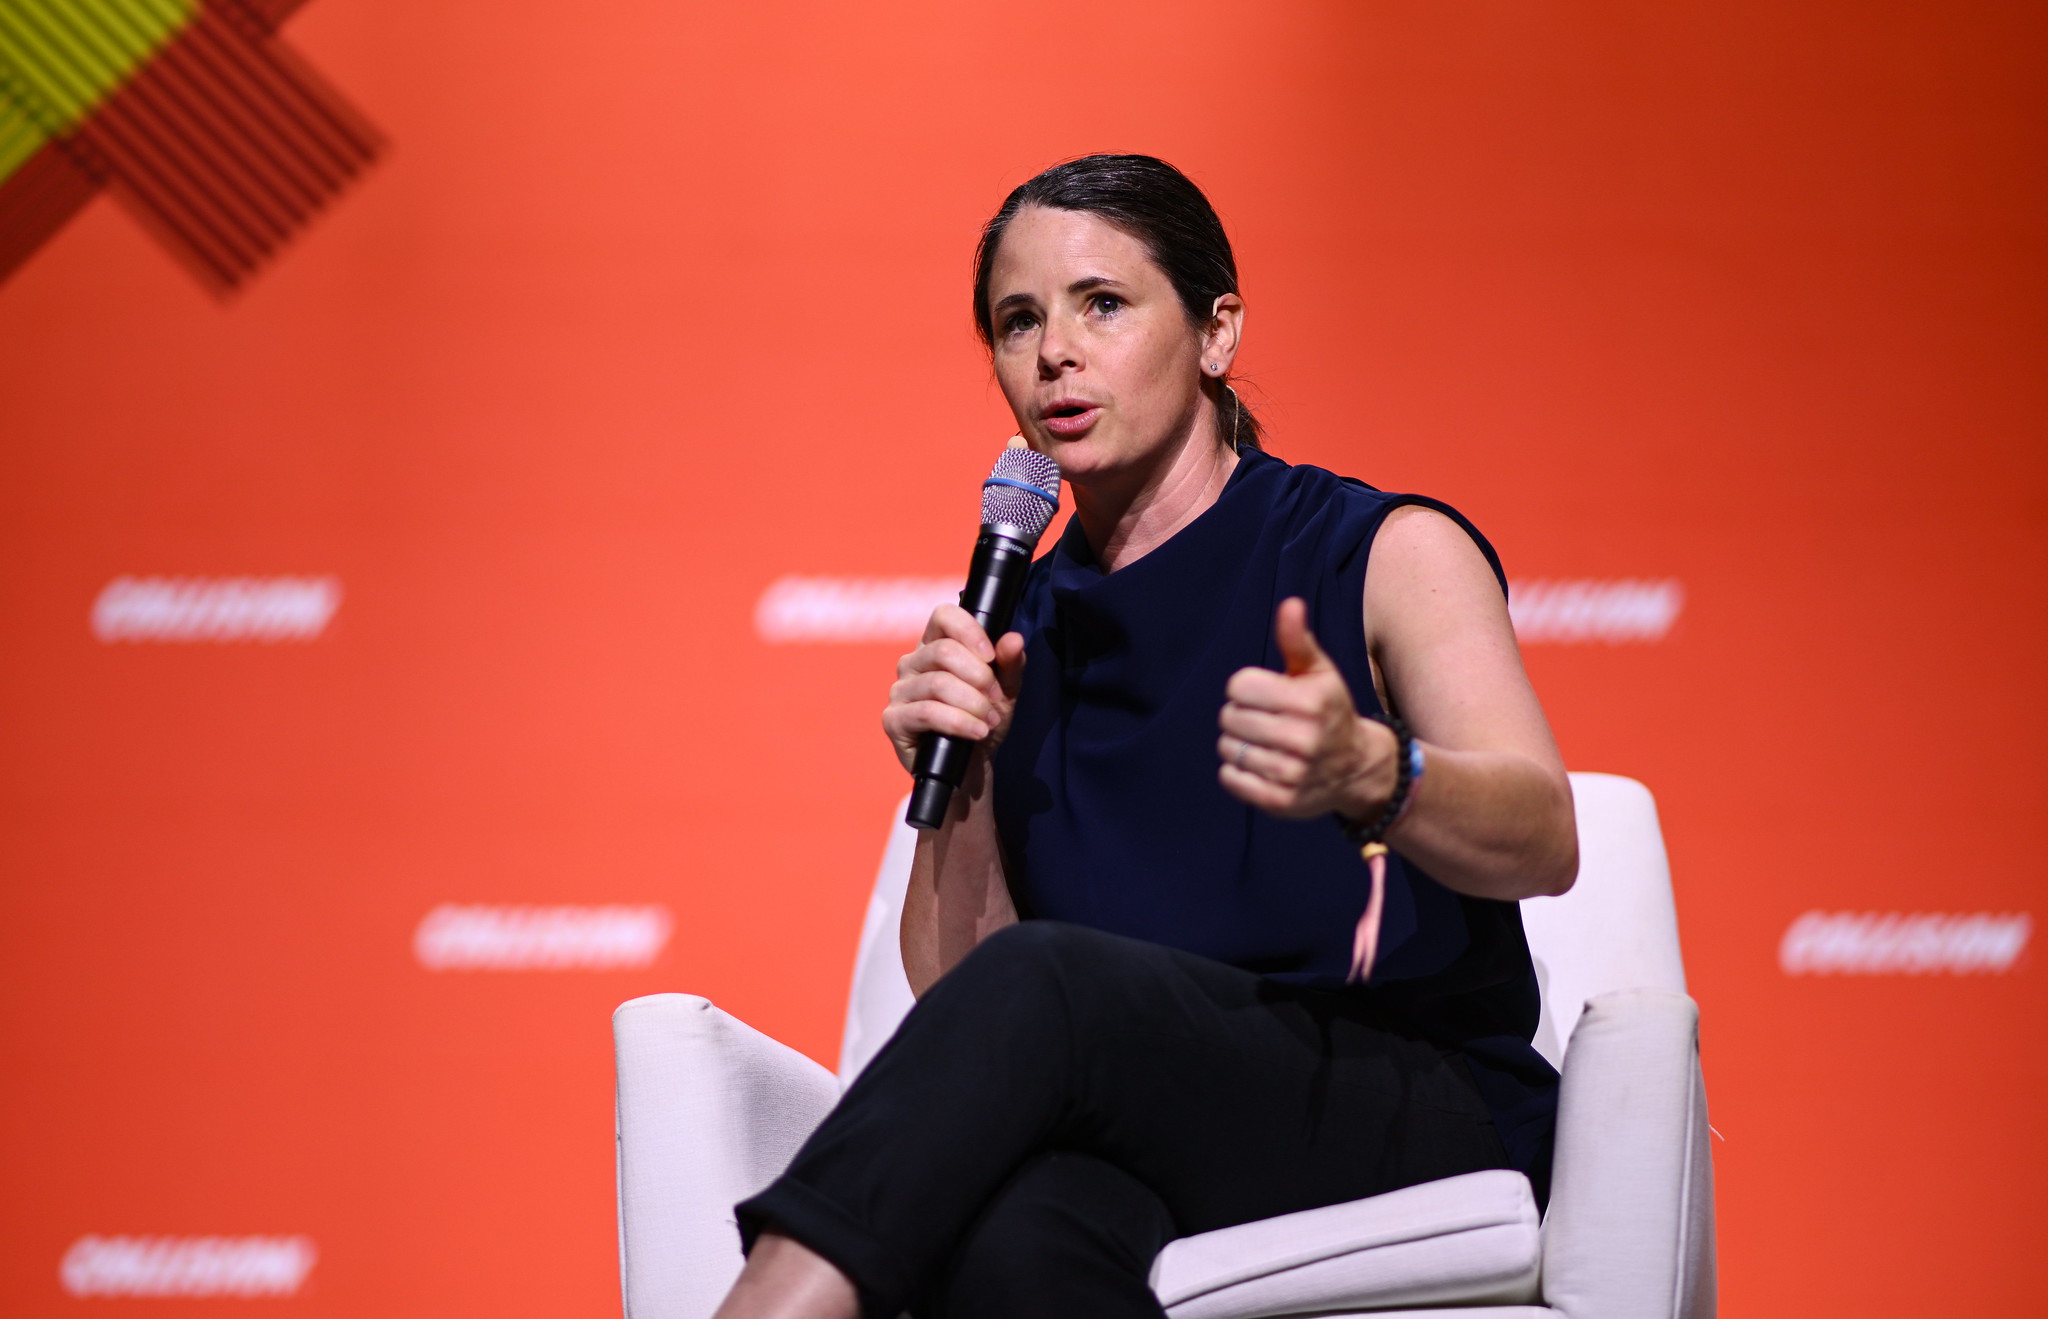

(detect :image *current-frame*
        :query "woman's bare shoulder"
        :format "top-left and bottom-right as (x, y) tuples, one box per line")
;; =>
(1368, 504), (1504, 609)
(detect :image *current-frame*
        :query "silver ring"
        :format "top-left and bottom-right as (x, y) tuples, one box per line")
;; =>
(1235, 738), (1253, 771)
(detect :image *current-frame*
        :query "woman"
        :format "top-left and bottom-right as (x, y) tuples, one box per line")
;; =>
(717, 154), (1577, 1319)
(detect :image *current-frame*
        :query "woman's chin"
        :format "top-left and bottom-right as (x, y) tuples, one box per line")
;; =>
(1036, 434), (1121, 482)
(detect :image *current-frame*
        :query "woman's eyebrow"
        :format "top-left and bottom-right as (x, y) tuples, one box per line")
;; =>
(993, 277), (1127, 317)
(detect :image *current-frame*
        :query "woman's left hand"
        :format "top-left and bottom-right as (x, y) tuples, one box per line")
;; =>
(1218, 598), (1398, 820)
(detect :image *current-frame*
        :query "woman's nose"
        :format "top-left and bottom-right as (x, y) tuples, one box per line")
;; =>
(1037, 327), (1079, 378)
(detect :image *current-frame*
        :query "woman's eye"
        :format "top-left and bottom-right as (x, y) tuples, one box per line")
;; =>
(1091, 295), (1123, 316)
(1004, 312), (1038, 335)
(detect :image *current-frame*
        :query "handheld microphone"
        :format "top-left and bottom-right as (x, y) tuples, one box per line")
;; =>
(905, 445), (1062, 830)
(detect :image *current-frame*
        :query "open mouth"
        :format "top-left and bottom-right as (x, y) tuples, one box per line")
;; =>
(1041, 401), (1102, 437)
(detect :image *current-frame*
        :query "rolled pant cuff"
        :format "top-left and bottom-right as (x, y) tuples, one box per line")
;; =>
(736, 1177), (914, 1319)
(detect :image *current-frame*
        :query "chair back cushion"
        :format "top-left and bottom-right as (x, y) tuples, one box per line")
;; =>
(837, 801), (919, 1082)
(840, 774), (1687, 1079)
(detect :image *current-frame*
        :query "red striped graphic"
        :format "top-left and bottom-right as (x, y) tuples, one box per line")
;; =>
(0, 0), (378, 292)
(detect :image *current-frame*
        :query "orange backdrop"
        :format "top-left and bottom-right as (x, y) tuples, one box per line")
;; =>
(2, 0), (2043, 1313)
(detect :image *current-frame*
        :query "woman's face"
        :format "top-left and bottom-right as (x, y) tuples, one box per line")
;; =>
(986, 205), (1235, 484)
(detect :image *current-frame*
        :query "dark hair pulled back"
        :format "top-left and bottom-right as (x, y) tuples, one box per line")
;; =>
(972, 154), (1262, 451)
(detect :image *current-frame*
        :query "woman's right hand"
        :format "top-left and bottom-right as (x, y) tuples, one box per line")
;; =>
(884, 604), (1028, 773)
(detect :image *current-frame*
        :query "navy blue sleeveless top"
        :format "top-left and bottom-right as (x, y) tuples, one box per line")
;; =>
(992, 446), (1559, 1196)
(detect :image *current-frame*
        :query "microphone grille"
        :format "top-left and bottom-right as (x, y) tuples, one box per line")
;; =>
(980, 447), (1062, 542)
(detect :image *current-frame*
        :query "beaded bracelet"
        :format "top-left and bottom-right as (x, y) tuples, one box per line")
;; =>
(1340, 713), (1417, 848)
(1336, 713), (1420, 984)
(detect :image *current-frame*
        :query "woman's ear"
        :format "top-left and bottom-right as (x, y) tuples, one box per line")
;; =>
(1204, 293), (1245, 374)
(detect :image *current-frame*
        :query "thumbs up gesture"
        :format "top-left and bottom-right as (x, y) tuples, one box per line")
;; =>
(1218, 598), (1400, 820)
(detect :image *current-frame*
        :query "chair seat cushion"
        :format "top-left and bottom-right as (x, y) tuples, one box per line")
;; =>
(1149, 1170), (1542, 1319)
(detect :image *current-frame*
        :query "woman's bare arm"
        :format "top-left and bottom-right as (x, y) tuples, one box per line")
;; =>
(884, 605), (1023, 996)
(1365, 506), (1576, 899)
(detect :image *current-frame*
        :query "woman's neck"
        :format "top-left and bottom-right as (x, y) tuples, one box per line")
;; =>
(1073, 420), (1240, 574)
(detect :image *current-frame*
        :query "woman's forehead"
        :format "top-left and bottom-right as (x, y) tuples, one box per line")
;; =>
(991, 206), (1157, 289)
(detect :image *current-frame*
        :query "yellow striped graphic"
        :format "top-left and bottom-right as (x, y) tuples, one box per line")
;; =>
(0, 0), (195, 182)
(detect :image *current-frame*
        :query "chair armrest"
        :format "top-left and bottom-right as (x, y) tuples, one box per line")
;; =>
(1150, 1169), (1541, 1319)
(614, 994), (841, 1319)
(1541, 989), (1716, 1319)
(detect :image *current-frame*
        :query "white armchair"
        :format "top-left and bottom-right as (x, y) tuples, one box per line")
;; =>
(614, 772), (1715, 1318)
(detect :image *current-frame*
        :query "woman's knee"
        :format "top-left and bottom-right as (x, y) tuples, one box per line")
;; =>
(944, 921), (1184, 1032)
(946, 920), (1096, 999)
(977, 917), (1098, 959)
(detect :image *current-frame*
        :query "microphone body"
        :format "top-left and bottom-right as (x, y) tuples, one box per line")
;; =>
(906, 448), (1061, 830)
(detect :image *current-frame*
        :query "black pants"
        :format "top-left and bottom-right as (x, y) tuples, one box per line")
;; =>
(736, 922), (1509, 1318)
